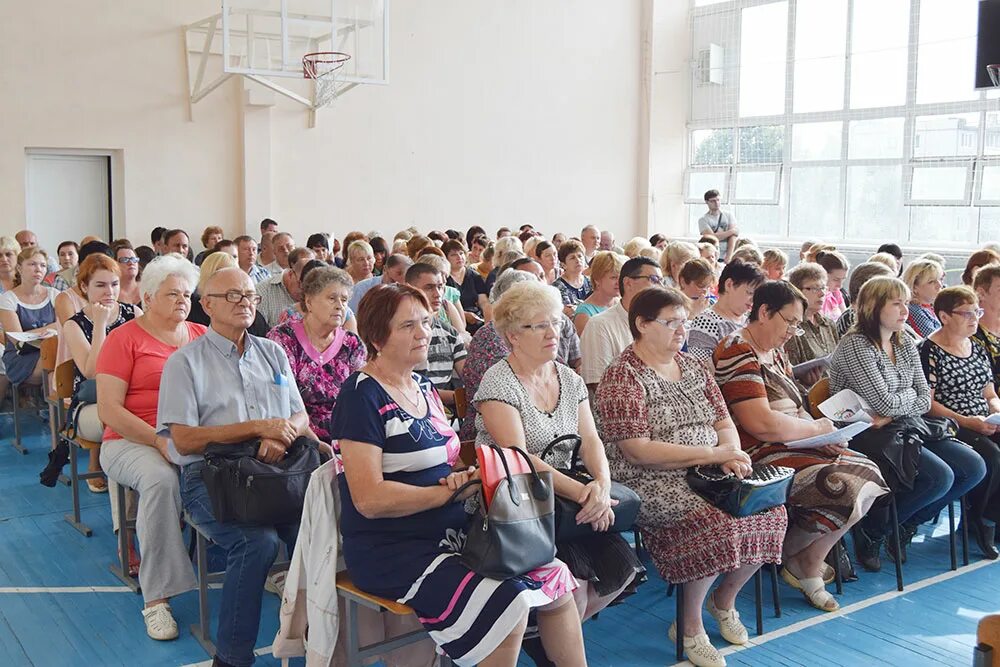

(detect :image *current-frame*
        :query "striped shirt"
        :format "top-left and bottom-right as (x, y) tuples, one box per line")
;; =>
(414, 320), (467, 389)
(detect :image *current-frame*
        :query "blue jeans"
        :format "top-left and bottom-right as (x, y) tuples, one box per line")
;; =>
(896, 437), (987, 526)
(180, 461), (298, 667)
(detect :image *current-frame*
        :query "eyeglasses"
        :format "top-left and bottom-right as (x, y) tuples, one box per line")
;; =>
(652, 318), (692, 331)
(118, 257), (140, 265)
(628, 273), (663, 285)
(950, 308), (985, 321)
(778, 312), (806, 336)
(800, 285), (827, 294)
(205, 290), (263, 305)
(520, 319), (563, 333)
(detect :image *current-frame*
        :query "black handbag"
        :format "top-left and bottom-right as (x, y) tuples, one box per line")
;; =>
(686, 463), (794, 517)
(452, 444), (556, 579)
(201, 436), (328, 524)
(539, 434), (641, 542)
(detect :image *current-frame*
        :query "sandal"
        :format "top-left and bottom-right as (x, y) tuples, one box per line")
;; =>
(780, 567), (839, 612)
(87, 478), (108, 493)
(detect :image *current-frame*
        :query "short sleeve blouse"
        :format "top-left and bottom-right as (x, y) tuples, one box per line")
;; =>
(919, 337), (993, 417)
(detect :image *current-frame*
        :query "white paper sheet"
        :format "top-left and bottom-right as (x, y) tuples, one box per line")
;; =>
(784, 421), (872, 449)
(818, 388), (873, 424)
(985, 413), (1000, 426)
(791, 354), (832, 380)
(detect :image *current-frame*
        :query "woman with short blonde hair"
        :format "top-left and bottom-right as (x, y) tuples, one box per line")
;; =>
(762, 248), (787, 280)
(660, 241), (699, 288)
(903, 259), (945, 337)
(574, 251), (626, 336)
(623, 236), (652, 259)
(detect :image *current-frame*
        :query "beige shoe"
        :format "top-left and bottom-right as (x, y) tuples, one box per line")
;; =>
(142, 603), (178, 641)
(706, 591), (749, 645)
(683, 632), (727, 667)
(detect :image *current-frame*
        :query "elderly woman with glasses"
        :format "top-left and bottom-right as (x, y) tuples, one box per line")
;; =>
(598, 287), (786, 667)
(714, 281), (888, 612)
(919, 286), (1000, 560)
(475, 280), (643, 664)
(784, 262), (840, 387)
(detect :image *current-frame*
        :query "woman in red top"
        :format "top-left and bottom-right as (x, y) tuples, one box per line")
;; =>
(97, 254), (205, 642)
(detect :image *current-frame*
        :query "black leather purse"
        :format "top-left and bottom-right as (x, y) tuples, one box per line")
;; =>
(451, 445), (556, 579)
(539, 434), (641, 542)
(201, 436), (328, 524)
(686, 463), (794, 518)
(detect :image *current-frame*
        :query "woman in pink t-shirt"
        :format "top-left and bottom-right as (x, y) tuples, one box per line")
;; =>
(817, 250), (850, 321)
(97, 254), (205, 642)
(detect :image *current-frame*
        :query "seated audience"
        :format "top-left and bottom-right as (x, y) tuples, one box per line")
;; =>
(442, 239), (490, 330)
(54, 241), (114, 324)
(257, 247), (316, 327)
(830, 276), (986, 571)
(623, 236), (651, 259)
(370, 236), (388, 275)
(468, 233), (488, 265)
(580, 256), (662, 390)
(660, 241), (699, 289)
(306, 232), (332, 264)
(598, 287), (786, 667)
(919, 286), (1000, 559)
(677, 258), (716, 319)
(415, 255), (469, 340)
(761, 248), (787, 280)
(63, 254), (141, 492)
(475, 280), (643, 661)
(836, 261), (896, 336)
(904, 259), (945, 338)
(688, 260), (766, 362)
(460, 267), (582, 440)
(268, 266), (365, 444)
(194, 226), (224, 266)
(345, 239), (376, 286)
(649, 233), (669, 250)
(0, 236), (20, 405)
(699, 240), (720, 267)
(963, 249), (1000, 286)
(554, 239), (591, 316)
(973, 264), (1000, 386)
(189, 252), (270, 337)
(784, 262), (839, 383)
(714, 281), (888, 611)
(535, 239), (561, 283)
(405, 263), (467, 406)
(235, 235), (270, 284)
(159, 267), (311, 667)
(163, 229), (191, 260)
(112, 240), (143, 306)
(574, 251), (625, 336)
(266, 232), (295, 274)
(96, 255), (204, 640)
(348, 253), (412, 313)
(331, 284), (586, 666)
(877, 243), (905, 276)
(15, 229), (60, 273)
(49, 240), (80, 289)
(0, 247), (59, 388)
(731, 245), (763, 267)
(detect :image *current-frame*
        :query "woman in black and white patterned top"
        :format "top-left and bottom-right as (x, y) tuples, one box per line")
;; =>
(830, 277), (985, 572)
(919, 286), (1000, 559)
(687, 260), (765, 363)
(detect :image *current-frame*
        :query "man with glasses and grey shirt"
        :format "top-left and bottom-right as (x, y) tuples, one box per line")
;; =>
(698, 189), (739, 263)
(580, 256), (663, 390)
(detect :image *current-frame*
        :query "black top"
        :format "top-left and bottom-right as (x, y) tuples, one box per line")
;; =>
(67, 302), (138, 393)
(446, 268), (488, 317)
(187, 293), (270, 338)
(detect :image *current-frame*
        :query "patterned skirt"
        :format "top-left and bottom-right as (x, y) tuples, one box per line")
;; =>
(642, 504), (787, 584)
(386, 550), (577, 666)
(748, 443), (889, 554)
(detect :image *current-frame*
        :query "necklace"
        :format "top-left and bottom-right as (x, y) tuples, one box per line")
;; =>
(371, 360), (423, 413)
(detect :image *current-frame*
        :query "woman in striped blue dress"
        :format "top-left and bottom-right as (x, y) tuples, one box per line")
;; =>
(330, 284), (586, 666)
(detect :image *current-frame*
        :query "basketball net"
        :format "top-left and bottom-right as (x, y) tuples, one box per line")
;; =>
(303, 52), (351, 109)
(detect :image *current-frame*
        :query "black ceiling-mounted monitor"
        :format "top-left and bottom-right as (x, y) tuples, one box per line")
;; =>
(976, 0), (1000, 89)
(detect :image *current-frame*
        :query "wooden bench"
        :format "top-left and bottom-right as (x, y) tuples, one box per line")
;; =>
(335, 570), (453, 666)
(976, 614), (1000, 666)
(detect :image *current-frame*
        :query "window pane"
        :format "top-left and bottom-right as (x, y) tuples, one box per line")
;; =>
(986, 112), (1000, 156)
(848, 118), (905, 159)
(980, 208), (1000, 244)
(916, 0), (978, 104)
(791, 121), (842, 161)
(909, 207), (979, 244)
(913, 113), (980, 158)
(688, 171), (728, 201)
(846, 165), (905, 240)
(734, 170), (778, 201)
(691, 129), (734, 165)
(739, 2), (788, 117)
(732, 205), (782, 237)
(850, 0), (910, 109)
(789, 167), (841, 238)
(981, 165), (1000, 201)
(793, 0), (848, 113)
(910, 166), (969, 201)
(739, 125), (784, 163)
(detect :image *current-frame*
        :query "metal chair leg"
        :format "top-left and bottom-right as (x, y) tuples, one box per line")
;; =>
(833, 540), (844, 595)
(948, 500), (958, 571)
(62, 438), (92, 537)
(108, 482), (140, 593)
(11, 383), (26, 454)
(190, 529), (216, 656)
(890, 496), (904, 592)
(769, 563), (781, 618)
(754, 568), (764, 636)
(675, 582), (685, 663)
(346, 596), (360, 667)
(961, 496), (970, 566)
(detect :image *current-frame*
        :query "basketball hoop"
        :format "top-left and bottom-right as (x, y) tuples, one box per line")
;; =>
(302, 52), (351, 108)
(989, 64), (1000, 88)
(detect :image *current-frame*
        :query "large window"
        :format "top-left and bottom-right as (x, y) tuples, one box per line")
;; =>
(686, 0), (996, 247)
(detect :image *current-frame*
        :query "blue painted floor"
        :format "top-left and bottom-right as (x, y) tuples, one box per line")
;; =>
(1, 416), (997, 666)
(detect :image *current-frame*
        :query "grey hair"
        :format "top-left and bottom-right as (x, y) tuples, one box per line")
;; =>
(141, 253), (200, 300)
(302, 265), (354, 306)
(489, 268), (536, 303)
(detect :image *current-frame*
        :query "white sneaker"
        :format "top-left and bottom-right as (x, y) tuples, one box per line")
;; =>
(683, 632), (727, 667)
(706, 592), (749, 645)
(142, 603), (178, 641)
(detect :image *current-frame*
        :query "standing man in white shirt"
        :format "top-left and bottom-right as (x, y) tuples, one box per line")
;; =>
(698, 189), (739, 263)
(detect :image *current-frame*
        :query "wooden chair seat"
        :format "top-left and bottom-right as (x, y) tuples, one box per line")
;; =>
(336, 571), (414, 615)
(62, 430), (101, 450)
(459, 439), (477, 468)
(807, 377), (830, 419)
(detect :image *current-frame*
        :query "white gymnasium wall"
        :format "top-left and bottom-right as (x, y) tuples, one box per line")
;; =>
(0, 1), (662, 250)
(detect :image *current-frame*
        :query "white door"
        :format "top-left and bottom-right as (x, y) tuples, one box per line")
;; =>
(25, 153), (111, 253)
